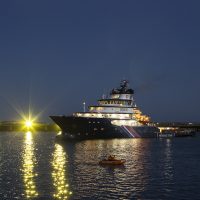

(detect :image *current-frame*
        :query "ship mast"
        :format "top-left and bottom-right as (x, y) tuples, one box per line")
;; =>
(83, 102), (86, 112)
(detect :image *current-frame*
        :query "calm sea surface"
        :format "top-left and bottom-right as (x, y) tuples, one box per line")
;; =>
(0, 132), (200, 200)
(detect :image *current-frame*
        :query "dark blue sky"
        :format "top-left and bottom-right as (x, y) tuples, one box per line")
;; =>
(0, 0), (200, 122)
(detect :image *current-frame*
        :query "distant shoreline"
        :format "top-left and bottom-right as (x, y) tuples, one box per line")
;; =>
(0, 121), (200, 132)
(0, 121), (60, 132)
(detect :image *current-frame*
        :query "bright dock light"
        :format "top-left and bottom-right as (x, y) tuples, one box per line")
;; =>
(25, 120), (33, 128)
(22, 114), (37, 131)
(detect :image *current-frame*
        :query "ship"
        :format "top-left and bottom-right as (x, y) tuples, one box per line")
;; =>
(50, 80), (159, 140)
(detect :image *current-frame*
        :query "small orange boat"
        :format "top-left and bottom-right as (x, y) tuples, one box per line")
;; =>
(99, 155), (126, 165)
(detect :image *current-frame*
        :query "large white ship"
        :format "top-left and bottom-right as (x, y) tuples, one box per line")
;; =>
(50, 80), (159, 140)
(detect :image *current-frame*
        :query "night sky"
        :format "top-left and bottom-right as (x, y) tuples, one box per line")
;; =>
(0, 1), (200, 122)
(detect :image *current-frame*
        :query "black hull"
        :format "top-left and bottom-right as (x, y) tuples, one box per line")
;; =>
(50, 116), (159, 140)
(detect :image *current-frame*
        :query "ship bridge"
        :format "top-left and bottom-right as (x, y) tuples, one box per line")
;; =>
(88, 80), (135, 114)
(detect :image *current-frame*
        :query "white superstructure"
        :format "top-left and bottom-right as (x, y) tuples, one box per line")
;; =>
(73, 80), (150, 126)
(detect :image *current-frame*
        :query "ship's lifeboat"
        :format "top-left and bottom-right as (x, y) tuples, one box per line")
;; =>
(99, 155), (126, 165)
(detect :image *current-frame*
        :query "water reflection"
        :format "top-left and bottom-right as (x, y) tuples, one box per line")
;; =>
(163, 139), (173, 181)
(1, 132), (199, 200)
(52, 144), (72, 199)
(71, 139), (150, 199)
(22, 131), (38, 198)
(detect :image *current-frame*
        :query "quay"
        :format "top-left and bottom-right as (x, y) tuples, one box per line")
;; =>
(157, 122), (200, 137)
(156, 122), (200, 132)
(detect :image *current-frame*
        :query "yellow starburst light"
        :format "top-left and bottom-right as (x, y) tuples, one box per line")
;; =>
(25, 120), (33, 128)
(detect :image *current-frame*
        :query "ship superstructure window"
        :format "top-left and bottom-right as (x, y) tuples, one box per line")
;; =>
(75, 112), (133, 119)
(112, 94), (120, 99)
(111, 119), (140, 126)
(98, 100), (132, 106)
(120, 108), (128, 112)
(97, 107), (103, 111)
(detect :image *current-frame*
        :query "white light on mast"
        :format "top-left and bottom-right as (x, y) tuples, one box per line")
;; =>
(83, 102), (86, 112)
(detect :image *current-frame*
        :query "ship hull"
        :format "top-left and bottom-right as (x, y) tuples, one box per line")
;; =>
(50, 116), (159, 140)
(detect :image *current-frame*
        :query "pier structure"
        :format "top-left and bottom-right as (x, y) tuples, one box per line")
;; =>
(156, 122), (200, 132)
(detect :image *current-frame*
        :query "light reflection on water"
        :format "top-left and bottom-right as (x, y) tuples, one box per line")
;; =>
(69, 139), (151, 199)
(163, 139), (173, 182)
(1, 133), (200, 199)
(22, 131), (38, 198)
(52, 144), (72, 199)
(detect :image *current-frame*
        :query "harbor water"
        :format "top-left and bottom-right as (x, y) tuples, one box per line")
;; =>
(0, 132), (200, 200)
